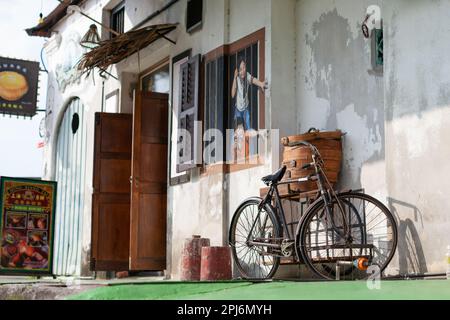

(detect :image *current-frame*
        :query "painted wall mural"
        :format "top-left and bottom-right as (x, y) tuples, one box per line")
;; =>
(55, 32), (84, 92)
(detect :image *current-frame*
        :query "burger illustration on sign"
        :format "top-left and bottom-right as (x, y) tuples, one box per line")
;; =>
(0, 71), (29, 101)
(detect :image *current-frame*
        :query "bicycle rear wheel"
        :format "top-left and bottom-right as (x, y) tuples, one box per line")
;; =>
(320, 197), (365, 278)
(229, 198), (281, 279)
(297, 192), (397, 280)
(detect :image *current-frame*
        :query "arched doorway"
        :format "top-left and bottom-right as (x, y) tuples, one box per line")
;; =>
(53, 98), (87, 275)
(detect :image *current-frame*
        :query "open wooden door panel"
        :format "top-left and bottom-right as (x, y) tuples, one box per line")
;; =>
(91, 113), (132, 271)
(130, 91), (168, 271)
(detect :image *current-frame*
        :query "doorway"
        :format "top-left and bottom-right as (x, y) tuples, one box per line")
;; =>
(54, 98), (87, 275)
(90, 90), (169, 272)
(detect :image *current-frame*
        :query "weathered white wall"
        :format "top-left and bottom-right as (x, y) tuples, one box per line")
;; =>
(42, 0), (164, 275)
(167, 0), (276, 280)
(269, 0), (297, 164)
(296, 0), (450, 276)
(384, 0), (450, 275)
(44, 0), (450, 279)
(43, 0), (284, 278)
(296, 0), (386, 201)
(43, 0), (108, 275)
(295, 0), (392, 275)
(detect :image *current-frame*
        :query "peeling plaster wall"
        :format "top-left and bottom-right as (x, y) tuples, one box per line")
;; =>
(43, 0), (280, 279)
(169, 0), (275, 280)
(121, 0), (301, 280)
(86, 0), (275, 279)
(296, 0), (450, 275)
(296, 0), (386, 202)
(270, 0), (297, 163)
(43, 0), (450, 280)
(384, 0), (450, 274)
(42, 0), (112, 276)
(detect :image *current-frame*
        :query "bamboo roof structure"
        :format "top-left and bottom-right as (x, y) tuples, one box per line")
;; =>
(77, 23), (178, 73)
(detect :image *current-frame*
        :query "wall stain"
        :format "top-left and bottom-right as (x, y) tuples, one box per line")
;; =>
(303, 8), (385, 188)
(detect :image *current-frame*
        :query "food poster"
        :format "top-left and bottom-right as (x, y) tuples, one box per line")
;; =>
(0, 177), (56, 275)
(0, 57), (40, 117)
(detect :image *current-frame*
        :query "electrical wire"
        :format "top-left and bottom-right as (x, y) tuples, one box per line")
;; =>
(40, 47), (48, 73)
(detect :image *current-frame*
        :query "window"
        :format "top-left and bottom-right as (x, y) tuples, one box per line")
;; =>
(204, 49), (228, 165)
(203, 29), (266, 168)
(141, 64), (170, 94)
(186, 0), (203, 33)
(110, 1), (125, 38)
(228, 43), (260, 133)
(228, 31), (265, 165)
(176, 54), (201, 172)
(170, 50), (191, 185)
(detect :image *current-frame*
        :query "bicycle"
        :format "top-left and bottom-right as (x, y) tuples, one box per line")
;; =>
(228, 140), (398, 280)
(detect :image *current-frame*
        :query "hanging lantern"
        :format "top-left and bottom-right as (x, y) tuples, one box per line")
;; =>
(80, 24), (101, 49)
(38, 0), (44, 24)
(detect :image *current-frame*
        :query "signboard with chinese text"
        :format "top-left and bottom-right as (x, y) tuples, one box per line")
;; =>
(0, 57), (40, 117)
(0, 177), (56, 275)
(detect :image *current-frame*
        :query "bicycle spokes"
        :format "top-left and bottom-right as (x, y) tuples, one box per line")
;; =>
(299, 193), (397, 280)
(230, 200), (280, 279)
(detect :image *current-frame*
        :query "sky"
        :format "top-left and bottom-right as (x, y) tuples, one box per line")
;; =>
(0, 0), (56, 178)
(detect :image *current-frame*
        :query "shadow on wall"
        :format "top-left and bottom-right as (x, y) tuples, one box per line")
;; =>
(387, 197), (428, 275)
(303, 8), (385, 191)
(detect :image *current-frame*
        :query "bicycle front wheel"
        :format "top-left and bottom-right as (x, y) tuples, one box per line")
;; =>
(229, 198), (281, 279)
(297, 192), (398, 280)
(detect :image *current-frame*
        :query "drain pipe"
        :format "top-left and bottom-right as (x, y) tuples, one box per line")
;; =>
(336, 260), (447, 281)
(382, 272), (446, 280)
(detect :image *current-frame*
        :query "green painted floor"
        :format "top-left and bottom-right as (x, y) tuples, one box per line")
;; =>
(67, 279), (450, 300)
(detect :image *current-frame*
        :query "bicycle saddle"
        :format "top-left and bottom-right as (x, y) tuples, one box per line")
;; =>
(261, 165), (287, 185)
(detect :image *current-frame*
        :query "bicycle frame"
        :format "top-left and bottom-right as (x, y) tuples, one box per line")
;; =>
(247, 142), (351, 249)
(231, 140), (397, 280)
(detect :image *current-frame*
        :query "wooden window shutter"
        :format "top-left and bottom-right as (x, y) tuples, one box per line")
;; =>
(176, 54), (201, 172)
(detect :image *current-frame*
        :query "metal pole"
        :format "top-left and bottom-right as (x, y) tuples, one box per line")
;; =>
(336, 264), (340, 281)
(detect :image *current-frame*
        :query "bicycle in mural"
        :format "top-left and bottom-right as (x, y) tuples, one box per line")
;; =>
(228, 141), (398, 280)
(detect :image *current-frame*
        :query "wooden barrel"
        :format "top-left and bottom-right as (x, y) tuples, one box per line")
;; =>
(281, 129), (344, 194)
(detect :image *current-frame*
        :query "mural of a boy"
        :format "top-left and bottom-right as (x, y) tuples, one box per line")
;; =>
(231, 58), (267, 131)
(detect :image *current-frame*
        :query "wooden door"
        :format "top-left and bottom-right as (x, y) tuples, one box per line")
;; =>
(130, 91), (168, 270)
(91, 113), (132, 271)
